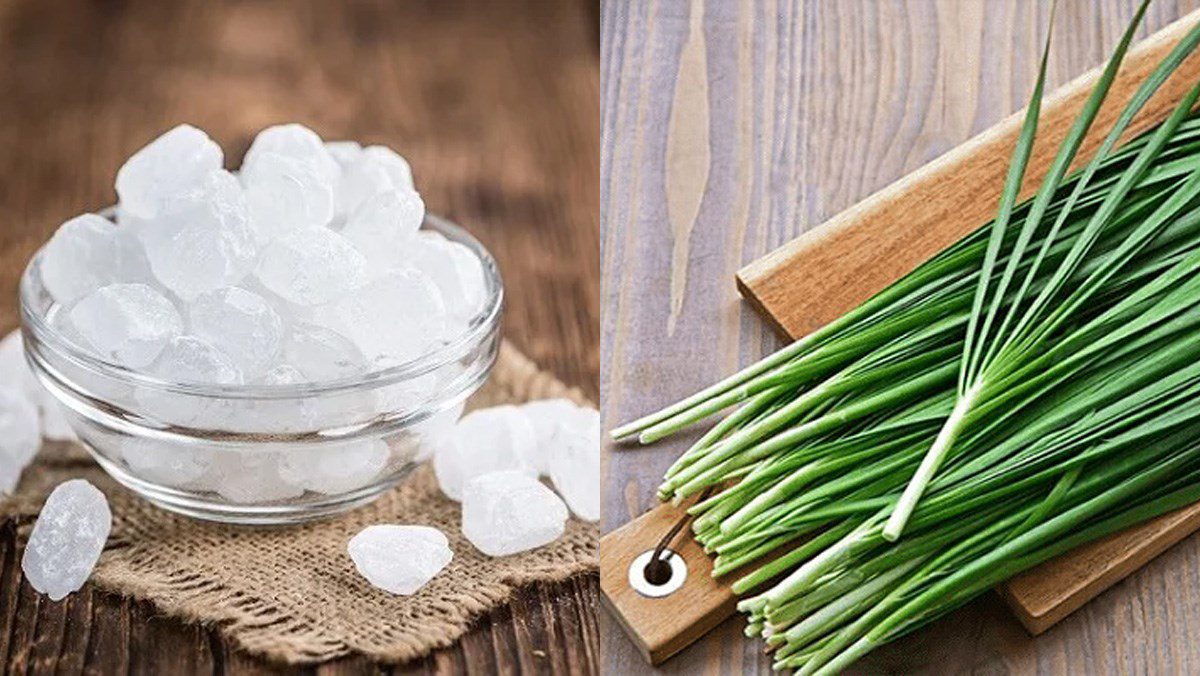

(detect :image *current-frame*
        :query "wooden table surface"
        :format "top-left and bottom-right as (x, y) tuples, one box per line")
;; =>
(601, 0), (1200, 674)
(0, 0), (599, 673)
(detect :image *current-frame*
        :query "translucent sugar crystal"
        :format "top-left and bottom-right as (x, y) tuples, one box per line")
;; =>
(0, 330), (76, 442)
(348, 525), (452, 595)
(69, 284), (183, 368)
(313, 267), (445, 362)
(461, 470), (568, 557)
(210, 451), (304, 504)
(362, 145), (415, 190)
(406, 235), (487, 330)
(241, 151), (335, 241)
(547, 407), (600, 522)
(243, 123), (340, 185)
(21, 479), (111, 600)
(283, 323), (366, 381)
(0, 386), (40, 495)
(342, 189), (425, 269)
(324, 140), (362, 168)
(519, 398), (583, 475)
(412, 400), (465, 461)
(40, 214), (150, 304)
(335, 153), (395, 218)
(119, 438), (212, 488)
(189, 287), (283, 378)
(115, 124), (223, 221)
(277, 439), (389, 494)
(255, 228), (368, 306)
(137, 169), (258, 300)
(151, 335), (242, 385)
(433, 405), (538, 502)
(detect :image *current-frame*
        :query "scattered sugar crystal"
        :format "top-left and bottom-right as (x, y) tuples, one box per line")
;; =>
(283, 323), (366, 381)
(314, 267), (445, 362)
(406, 236), (487, 330)
(119, 438), (212, 488)
(342, 190), (425, 268)
(433, 406), (537, 502)
(69, 284), (183, 368)
(241, 151), (335, 241)
(189, 287), (283, 378)
(21, 479), (111, 601)
(211, 451), (304, 503)
(348, 525), (451, 595)
(255, 228), (368, 306)
(277, 439), (389, 494)
(40, 214), (150, 304)
(151, 335), (242, 385)
(243, 123), (340, 185)
(115, 124), (223, 221)
(461, 470), (568, 557)
(519, 398), (583, 475)
(0, 386), (40, 495)
(362, 145), (415, 190)
(137, 169), (257, 300)
(547, 407), (600, 522)
(0, 330), (76, 442)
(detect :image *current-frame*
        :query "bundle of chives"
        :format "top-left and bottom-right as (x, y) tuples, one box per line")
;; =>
(613, 2), (1200, 671)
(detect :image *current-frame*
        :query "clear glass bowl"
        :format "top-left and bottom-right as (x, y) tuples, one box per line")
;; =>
(19, 211), (503, 525)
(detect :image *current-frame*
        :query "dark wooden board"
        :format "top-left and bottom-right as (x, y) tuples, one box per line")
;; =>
(0, 0), (599, 673)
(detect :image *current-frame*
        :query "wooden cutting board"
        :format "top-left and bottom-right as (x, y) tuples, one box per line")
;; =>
(604, 7), (1200, 666)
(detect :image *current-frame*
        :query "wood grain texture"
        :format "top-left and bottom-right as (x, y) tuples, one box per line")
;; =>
(0, 0), (598, 673)
(601, 0), (1200, 673)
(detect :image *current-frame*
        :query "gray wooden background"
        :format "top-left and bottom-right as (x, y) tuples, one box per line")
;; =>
(601, 0), (1200, 673)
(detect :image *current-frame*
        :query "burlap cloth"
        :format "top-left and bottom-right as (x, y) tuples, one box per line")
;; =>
(0, 341), (598, 664)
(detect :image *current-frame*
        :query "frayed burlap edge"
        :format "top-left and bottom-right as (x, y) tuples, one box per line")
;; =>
(1, 341), (599, 665)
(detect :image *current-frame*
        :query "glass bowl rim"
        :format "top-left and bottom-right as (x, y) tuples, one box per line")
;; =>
(19, 209), (504, 400)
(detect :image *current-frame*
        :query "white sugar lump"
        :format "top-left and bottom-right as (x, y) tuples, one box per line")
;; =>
(362, 145), (415, 190)
(283, 323), (366, 381)
(115, 124), (223, 221)
(547, 407), (601, 522)
(241, 151), (335, 241)
(119, 438), (212, 488)
(255, 228), (368, 306)
(348, 525), (451, 595)
(336, 153), (395, 218)
(0, 330), (76, 442)
(137, 169), (258, 300)
(277, 439), (389, 494)
(69, 284), (183, 368)
(40, 214), (150, 304)
(189, 287), (283, 378)
(342, 189), (425, 268)
(461, 470), (568, 557)
(433, 405), (538, 501)
(0, 386), (40, 495)
(406, 235), (487, 328)
(412, 400), (465, 461)
(150, 335), (243, 385)
(313, 267), (445, 362)
(21, 479), (111, 601)
(324, 141), (362, 168)
(243, 123), (340, 185)
(211, 451), (304, 503)
(519, 398), (583, 475)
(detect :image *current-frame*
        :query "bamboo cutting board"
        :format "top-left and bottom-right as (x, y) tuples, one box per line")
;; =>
(604, 7), (1200, 667)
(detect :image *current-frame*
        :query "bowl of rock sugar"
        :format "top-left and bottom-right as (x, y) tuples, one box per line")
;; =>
(17, 123), (505, 524)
